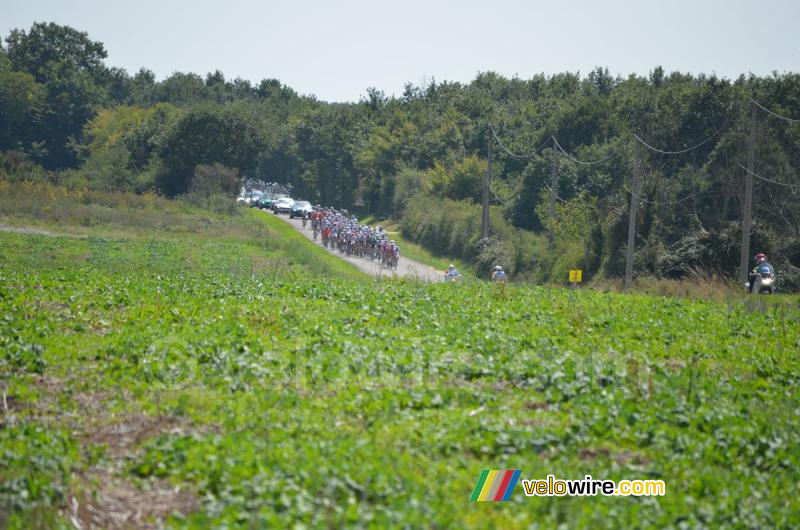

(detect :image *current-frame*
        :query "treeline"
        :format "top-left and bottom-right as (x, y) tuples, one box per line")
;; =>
(2, 23), (799, 287)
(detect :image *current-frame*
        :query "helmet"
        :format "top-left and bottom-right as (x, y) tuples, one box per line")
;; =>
(494, 265), (503, 271)
(754, 253), (767, 263)
(448, 264), (455, 270)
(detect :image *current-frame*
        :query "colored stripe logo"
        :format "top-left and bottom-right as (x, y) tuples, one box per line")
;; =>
(470, 470), (521, 501)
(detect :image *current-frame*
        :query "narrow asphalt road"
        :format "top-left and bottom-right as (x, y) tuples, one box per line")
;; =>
(270, 211), (444, 282)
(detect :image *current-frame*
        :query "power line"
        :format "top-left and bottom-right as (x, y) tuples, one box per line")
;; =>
(748, 96), (800, 125)
(490, 184), (513, 205)
(737, 162), (799, 190)
(542, 182), (569, 204)
(632, 131), (717, 155)
(489, 126), (549, 159)
(552, 136), (614, 165)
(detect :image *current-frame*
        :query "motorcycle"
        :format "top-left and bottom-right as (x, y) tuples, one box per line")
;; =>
(746, 270), (776, 294)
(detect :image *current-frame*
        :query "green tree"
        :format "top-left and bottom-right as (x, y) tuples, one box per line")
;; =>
(4, 23), (107, 85)
(123, 103), (182, 170)
(128, 68), (156, 106)
(0, 44), (10, 72)
(74, 105), (172, 191)
(155, 72), (206, 105)
(157, 105), (262, 196)
(446, 155), (486, 202)
(0, 70), (46, 151)
(4, 23), (112, 168)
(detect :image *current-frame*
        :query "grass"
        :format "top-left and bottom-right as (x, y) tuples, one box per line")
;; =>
(2, 229), (799, 527)
(1, 182), (799, 528)
(587, 271), (800, 304)
(0, 180), (365, 282)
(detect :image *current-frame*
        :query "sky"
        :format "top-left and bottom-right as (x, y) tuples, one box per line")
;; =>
(2, 0), (799, 103)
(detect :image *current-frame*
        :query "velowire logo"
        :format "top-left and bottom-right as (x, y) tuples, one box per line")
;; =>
(469, 470), (521, 501)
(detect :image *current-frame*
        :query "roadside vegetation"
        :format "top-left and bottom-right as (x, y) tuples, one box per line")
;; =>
(0, 180), (364, 282)
(1, 197), (799, 527)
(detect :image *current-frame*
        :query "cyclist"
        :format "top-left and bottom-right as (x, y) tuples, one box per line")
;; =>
(491, 265), (507, 283)
(445, 264), (461, 282)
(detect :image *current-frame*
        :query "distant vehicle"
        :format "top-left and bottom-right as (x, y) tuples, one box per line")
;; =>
(254, 196), (275, 209)
(272, 197), (295, 214)
(238, 190), (263, 205)
(290, 201), (313, 219)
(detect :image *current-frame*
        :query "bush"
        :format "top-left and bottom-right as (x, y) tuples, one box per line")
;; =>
(474, 237), (514, 278)
(401, 191), (546, 280)
(190, 163), (240, 198)
(0, 150), (51, 183)
(656, 222), (740, 279)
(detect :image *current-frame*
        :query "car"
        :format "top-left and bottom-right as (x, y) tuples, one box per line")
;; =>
(254, 196), (275, 209)
(272, 197), (295, 214)
(289, 200), (313, 218)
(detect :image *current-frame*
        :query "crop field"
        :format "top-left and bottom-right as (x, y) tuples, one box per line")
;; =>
(1, 220), (799, 527)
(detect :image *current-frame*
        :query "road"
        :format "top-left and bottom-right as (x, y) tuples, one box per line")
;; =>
(273, 213), (444, 282)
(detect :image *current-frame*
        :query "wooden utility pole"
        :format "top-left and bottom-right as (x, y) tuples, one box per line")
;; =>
(624, 141), (641, 290)
(547, 145), (559, 249)
(739, 103), (757, 284)
(481, 127), (491, 239)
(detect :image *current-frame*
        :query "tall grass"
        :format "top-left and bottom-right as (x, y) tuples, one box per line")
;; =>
(0, 180), (365, 281)
(588, 271), (744, 300)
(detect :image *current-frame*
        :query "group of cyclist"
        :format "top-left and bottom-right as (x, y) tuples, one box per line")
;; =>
(307, 208), (401, 269)
(302, 206), (513, 282)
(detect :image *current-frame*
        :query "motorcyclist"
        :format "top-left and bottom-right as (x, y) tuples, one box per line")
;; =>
(748, 253), (774, 293)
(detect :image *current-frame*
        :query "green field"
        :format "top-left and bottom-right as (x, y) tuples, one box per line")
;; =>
(1, 201), (799, 528)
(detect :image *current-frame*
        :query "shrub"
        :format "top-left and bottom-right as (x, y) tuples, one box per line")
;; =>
(190, 163), (240, 198)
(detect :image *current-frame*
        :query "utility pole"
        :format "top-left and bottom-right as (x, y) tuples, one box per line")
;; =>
(624, 140), (641, 290)
(547, 143), (559, 249)
(481, 126), (491, 239)
(739, 103), (757, 284)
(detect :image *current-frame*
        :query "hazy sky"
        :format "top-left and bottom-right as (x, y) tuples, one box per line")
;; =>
(2, 0), (798, 102)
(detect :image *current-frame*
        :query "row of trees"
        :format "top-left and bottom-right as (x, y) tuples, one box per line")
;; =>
(2, 23), (798, 287)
